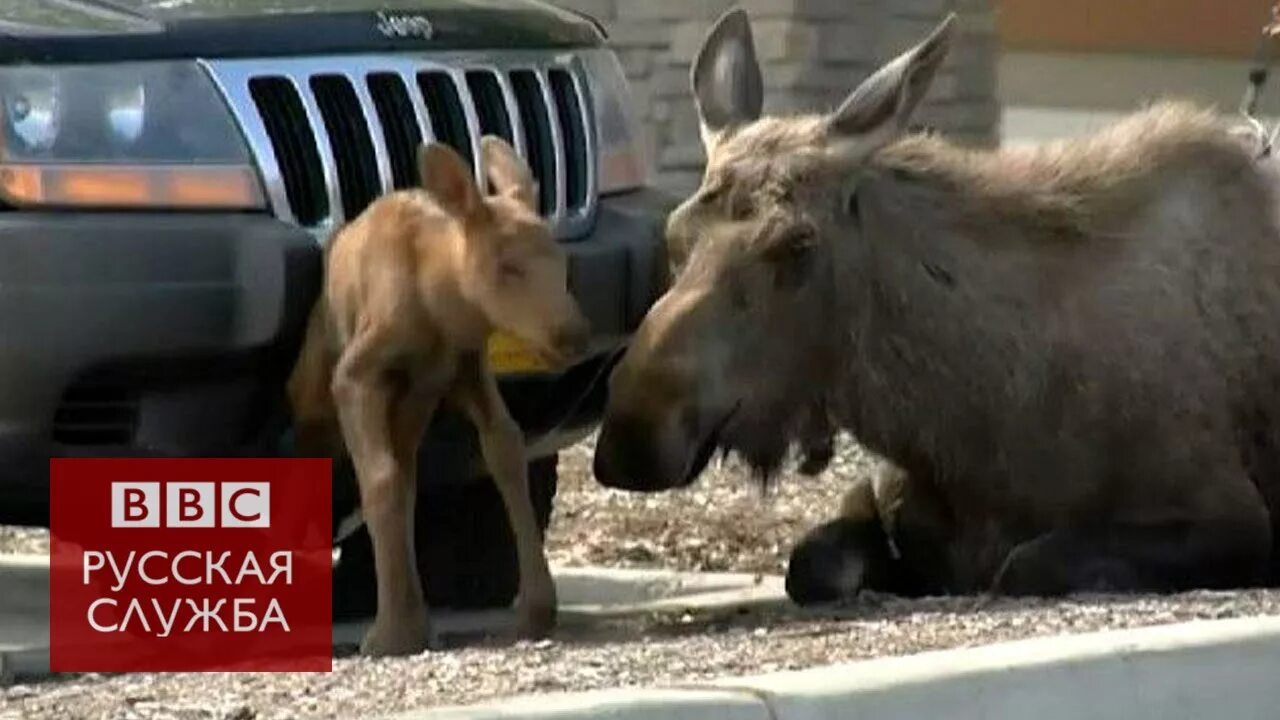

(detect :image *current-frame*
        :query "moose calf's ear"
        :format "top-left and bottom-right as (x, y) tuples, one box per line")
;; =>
(827, 13), (956, 149)
(691, 8), (764, 150)
(418, 141), (481, 218)
(480, 135), (539, 212)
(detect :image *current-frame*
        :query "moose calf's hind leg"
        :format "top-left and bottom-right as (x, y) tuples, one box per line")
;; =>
(332, 348), (430, 656)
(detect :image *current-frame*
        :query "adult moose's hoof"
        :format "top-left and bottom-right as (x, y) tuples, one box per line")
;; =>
(785, 517), (892, 605)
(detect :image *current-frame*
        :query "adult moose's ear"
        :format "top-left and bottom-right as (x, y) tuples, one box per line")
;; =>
(480, 135), (538, 211)
(691, 8), (763, 151)
(418, 141), (482, 218)
(826, 13), (956, 151)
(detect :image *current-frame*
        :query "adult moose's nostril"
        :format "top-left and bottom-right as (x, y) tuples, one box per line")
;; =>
(592, 421), (632, 489)
(592, 433), (618, 487)
(592, 414), (674, 492)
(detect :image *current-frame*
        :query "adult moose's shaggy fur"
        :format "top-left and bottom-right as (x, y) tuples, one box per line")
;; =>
(289, 137), (589, 656)
(592, 7), (1280, 604)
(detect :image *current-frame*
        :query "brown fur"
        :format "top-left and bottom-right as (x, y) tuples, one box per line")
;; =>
(289, 137), (589, 655)
(594, 9), (1280, 602)
(878, 104), (1259, 237)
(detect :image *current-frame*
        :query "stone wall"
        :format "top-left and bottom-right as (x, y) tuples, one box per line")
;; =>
(552, 0), (1001, 193)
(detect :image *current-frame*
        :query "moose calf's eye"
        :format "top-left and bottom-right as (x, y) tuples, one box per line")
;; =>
(498, 261), (525, 282)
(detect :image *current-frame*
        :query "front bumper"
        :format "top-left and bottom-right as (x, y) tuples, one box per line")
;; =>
(0, 188), (675, 525)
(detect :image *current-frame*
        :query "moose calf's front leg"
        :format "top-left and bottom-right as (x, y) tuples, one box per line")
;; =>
(486, 413), (557, 637)
(333, 356), (430, 656)
(458, 369), (557, 638)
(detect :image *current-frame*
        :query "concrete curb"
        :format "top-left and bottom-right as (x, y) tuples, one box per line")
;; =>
(0, 557), (787, 683)
(550, 566), (786, 618)
(392, 688), (772, 720)
(386, 615), (1280, 720)
(0, 554), (50, 685)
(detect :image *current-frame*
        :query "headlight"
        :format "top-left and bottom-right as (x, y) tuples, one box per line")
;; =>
(0, 61), (264, 210)
(579, 50), (650, 194)
(105, 81), (146, 148)
(6, 69), (61, 152)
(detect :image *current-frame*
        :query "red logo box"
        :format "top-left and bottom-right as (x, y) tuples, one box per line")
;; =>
(50, 458), (333, 672)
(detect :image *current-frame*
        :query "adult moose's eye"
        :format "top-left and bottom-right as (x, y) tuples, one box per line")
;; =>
(764, 224), (817, 290)
(844, 188), (861, 223)
(729, 191), (754, 222)
(840, 175), (863, 225)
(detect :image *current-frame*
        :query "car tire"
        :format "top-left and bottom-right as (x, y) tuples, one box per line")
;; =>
(332, 455), (559, 620)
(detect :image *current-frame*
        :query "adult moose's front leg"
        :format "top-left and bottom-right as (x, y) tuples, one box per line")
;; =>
(787, 463), (955, 603)
(788, 465), (914, 603)
(452, 357), (557, 639)
(332, 335), (430, 657)
(991, 489), (1272, 596)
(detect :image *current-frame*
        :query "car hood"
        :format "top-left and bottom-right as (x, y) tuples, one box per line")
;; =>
(0, 0), (604, 63)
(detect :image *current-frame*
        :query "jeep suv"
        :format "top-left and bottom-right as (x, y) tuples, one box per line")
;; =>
(0, 0), (671, 606)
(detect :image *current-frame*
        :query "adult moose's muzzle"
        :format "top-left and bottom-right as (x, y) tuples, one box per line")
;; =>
(592, 291), (736, 492)
(593, 400), (731, 493)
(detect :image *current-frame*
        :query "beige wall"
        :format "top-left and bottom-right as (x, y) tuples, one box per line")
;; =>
(992, 2), (1280, 145)
(552, 0), (1002, 192)
(997, 0), (1274, 60)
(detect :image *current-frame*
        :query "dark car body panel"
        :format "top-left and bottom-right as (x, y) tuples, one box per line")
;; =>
(0, 0), (668, 532)
(0, 0), (602, 63)
(0, 189), (674, 525)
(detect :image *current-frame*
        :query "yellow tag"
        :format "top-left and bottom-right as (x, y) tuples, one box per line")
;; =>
(487, 331), (553, 375)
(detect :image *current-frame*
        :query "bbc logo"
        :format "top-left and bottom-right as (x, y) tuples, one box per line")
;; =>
(110, 482), (270, 528)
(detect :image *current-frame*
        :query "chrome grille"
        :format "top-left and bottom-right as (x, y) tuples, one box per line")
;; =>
(202, 54), (598, 242)
(418, 71), (473, 169)
(247, 76), (328, 226)
(367, 73), (423, 190)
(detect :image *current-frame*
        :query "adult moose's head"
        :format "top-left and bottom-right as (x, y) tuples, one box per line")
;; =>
(593, 8), (957, 491)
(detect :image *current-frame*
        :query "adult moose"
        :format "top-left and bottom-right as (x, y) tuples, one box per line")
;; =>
(592, 7), (1280, 603)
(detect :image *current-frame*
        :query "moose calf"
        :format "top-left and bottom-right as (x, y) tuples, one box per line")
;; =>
(289, 137), (588, 655)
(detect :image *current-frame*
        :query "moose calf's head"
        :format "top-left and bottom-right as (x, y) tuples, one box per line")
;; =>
(594, 8), (956, 491)
(421, 135), (590, 367)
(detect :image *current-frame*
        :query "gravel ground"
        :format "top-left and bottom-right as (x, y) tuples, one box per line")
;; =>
(3, 433), (1280, 719)
(545, 433), (872, 575)
(5, 589), (1280, 719)
(0, 525), (47, 556)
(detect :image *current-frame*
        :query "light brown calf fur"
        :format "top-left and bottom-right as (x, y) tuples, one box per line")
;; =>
(594, 8), (1280, 603)
(288, 136), (589, 656)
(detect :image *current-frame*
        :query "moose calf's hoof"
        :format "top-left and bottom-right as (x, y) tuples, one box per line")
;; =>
(515, 600), (557, 640)
(786, 518), (887, 605)
(359, 618), (432, 657)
